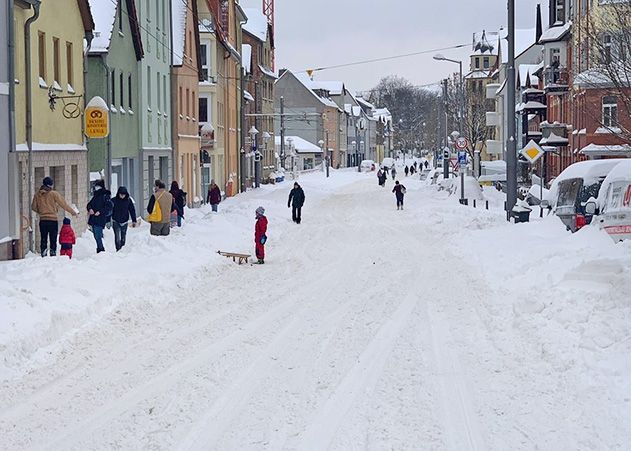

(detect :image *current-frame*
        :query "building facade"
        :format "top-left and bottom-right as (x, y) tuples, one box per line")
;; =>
(172, 0), (202, 204)
(134, 0), (172, 211)
(87, 0), (143, 202)
(14, 0), (94, 255)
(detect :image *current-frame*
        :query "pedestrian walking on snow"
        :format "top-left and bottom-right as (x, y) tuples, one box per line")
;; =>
(87, 179), (113, 253)
(59, 217), (76, 259)
(147, 180), (174, 236)
(207, 180), (221, 212)
(377, 169), (383, 185)
(391, 166), (397, 180)
(111, 186), (137, 251)
(288, 182), (305, 224)
(392, 181), (407, 210)
(169, 181), (186, 227)
(254, 206), (268, 264)
(424, 160), (429, 170)
(404, 165), (409, 177)
(31, 176), (78, 257)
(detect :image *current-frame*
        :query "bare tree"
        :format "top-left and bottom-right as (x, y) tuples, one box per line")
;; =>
(368, 76), (442, 153)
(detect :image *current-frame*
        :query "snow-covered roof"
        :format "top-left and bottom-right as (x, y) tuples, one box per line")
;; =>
(539, 21), (572, 43)
(290, 72), (340, 109)
(243, 8), (268, 42)
(242, 44), (252, 74)
(516, 101), (547, 112)
(472, 30), (499, 55)
(466, 70), (492, 80)
(500, 28), (537, 64)
(519, 64), (541, 87)
(88, 0), (116, 53)
(580, 143), (631, 157)
(171, 0), (188, 66)
(356, 97), (376, 111)
(275, 135), (322, 154)
(315, 81), (344, 96)
(573, 68), (626, 88)
(373, 108), (392, 124)
(540, 132), (569, 145)
(259, 65), (277, 79)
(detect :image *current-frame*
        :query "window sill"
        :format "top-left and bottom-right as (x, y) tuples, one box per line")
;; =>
(128, 110), (135, 115)
(110, 105), (118, 113)
(118, 31), (125, 38)
(147, 107), (152, 112)
(38, 77), (48, 89)
(119, 107), (126, 115)
(52, 81), (62, 92)
(67, 84), (75, 94)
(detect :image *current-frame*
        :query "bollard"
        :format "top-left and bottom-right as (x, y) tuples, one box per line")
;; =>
(486, 200), (489, 210)
(473, 199), (477, 208)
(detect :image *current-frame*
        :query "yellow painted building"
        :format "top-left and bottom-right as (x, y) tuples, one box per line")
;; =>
(13, 0), (94, 253)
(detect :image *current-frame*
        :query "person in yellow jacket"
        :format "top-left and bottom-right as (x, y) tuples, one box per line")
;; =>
(31, 176), (78, 257)
(146, 180), (174, 236)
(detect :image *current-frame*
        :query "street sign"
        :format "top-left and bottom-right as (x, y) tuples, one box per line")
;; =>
(520, 139), (545, 164)
(84, 96), (109, 138)
(443, 149), (450, 159)
(455, 137), (469, 150)
(254, 150), (262, 162)
(457, 151), (467, 165)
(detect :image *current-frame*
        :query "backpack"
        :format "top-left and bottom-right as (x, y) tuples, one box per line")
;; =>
(103, 193), (114, 221)
(401, 187), (407, 194)
(147, 192), (164, 222)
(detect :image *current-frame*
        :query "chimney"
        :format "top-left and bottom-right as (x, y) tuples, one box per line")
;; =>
(536, 4), (543, 42)
(278, 68), (288, 78)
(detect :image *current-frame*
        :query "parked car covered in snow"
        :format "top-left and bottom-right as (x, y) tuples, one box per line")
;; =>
(381, 157), (395, 170)
(360, 160), (376, 172)
(544, 159), (625, 232)
(588, 160), (631, 242)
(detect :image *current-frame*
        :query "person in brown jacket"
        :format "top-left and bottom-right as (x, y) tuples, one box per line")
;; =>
(146, 180), (173, 236)
(31, 176), (78, 257)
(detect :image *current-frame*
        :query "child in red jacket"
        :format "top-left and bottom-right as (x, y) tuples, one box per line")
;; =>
(59, 217), (76, 258)
(254, 206), (268, 264)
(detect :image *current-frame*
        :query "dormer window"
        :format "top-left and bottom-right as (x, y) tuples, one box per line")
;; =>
(483, 57), (490, 69)
(554, 0), (565, 25)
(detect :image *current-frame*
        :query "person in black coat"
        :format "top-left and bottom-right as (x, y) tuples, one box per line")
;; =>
(87, 179), (113, 253)
(288, 182), (305, 224)
(111, 186), (137, 251)
(169, 181), (187, 227)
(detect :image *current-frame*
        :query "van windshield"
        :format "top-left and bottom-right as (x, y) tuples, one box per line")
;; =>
(557, 178), (581, 208)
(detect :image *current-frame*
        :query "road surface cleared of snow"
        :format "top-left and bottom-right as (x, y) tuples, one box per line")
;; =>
(1, 169), (630, 450)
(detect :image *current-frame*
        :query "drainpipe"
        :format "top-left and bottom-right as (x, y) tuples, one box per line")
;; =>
(25, 0), (42, 253)
(7, 0), (20, 256)
(84, 30), (93, 198)
(99, 54), (112, 187)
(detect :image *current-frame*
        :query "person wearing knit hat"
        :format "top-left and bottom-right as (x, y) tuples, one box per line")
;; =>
(31, 176), (77, 257)
(254, 207), (268, 264)
(59, 217), (76, 259)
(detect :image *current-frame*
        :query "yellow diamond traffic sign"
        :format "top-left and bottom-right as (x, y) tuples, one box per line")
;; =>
(520, 140), (544, 164)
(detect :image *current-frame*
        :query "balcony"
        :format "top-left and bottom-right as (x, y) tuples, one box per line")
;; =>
(486, 111), (500, 127)
(486, 83), (500, 100)
(540, 122), (569, 147)
(486, 140), (503, 155)
(543, 67), (569, 94)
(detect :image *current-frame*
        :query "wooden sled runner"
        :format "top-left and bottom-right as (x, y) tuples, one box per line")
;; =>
(217, 251), (252, 265)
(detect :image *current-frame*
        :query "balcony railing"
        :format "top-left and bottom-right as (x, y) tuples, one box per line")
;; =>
(485, 139), (503, 155)
(543, 67), (569, 93)
(486, 111), (500, 127)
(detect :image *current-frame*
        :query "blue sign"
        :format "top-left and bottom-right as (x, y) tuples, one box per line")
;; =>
(457, 151), (467, 165)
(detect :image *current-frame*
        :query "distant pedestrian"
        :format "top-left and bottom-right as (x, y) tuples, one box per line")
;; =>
(288, 182), (305, 224)
(58, 217), (76, 259)
(424, 160), (429, 170)
(404, 165), (409, 177)
(111, 186), (137, 251)
(254, 206), (268, 264)
(169, 181), (187, 227)
(414, 161), (418, 171)
(207, 180), (222, 212)
(87, 179), (113, 254)
(147, 180), (174, 236)
(31, 176), (77, 257)
(391, 166), (397, 180)
(392, 181), (407, 210)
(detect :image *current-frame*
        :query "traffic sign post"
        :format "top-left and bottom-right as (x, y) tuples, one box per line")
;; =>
(457, 150), (467, 204)
(520, 140), (545, 217)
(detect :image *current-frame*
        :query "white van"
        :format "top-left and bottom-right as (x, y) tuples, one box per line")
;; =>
(588, 159), (631, 242)
(360, 160), (376, 172)
(381, 157), (395, 170)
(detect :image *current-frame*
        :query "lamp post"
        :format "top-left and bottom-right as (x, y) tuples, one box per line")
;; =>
(287, 137), (296, 179)
(352, 140), (357, 172)
(262, 131), (271, 182)
(249, 126), (260, 188)
(318, 139), (326, 175)
(434, 53), (464, 134)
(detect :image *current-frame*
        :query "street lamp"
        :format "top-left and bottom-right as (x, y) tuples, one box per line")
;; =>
(434, 53), (464, 134)
(318, 139), (329, 177)
(249, 126), (259, 188)
(352, 140), (358, 172)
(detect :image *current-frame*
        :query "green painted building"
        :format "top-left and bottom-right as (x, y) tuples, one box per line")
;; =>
(87, 0), (143, 202)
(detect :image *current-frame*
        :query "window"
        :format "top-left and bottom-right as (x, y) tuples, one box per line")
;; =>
(66, 42), (73, 86)
(200, 43), (210, 81)
(483, 57), (490, 69)
(147, 66), (151, 107)
(53, 37), (60, 85)
(159, 156), (169, 183)
(199, 97), (208, 123)
(475, 57), (480, 69)
(602, 34), (612, 63)
(147, 155), (154, 197)
(186, 88), (190, 118)
(603, 96), (618, 128)
(128, 74), (133, 110)
(111, 69), (116, 105)
(555, 0), (565, 24)
(157, 71), (161, 111)
(118, 0), (124, 32)
(179, 86), (183, 115)
(38, 31), (46, 80)
(119, 72), (124, 107)
(551, 48), (561, 65)
(163, 75), (167, 113)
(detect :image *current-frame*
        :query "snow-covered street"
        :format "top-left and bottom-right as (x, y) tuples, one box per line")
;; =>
(1, 171), (630, 450)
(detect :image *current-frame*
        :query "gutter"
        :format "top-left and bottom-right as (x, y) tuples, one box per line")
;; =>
(7, 0), (20, 255)
(25, 0), (41, 253)
(98, 54), (112, 188)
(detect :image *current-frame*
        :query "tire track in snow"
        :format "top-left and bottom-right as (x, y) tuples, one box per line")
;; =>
(297, 292), (419, 450)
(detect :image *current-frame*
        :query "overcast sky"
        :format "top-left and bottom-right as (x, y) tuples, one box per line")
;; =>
(241, 0), (545, 93)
